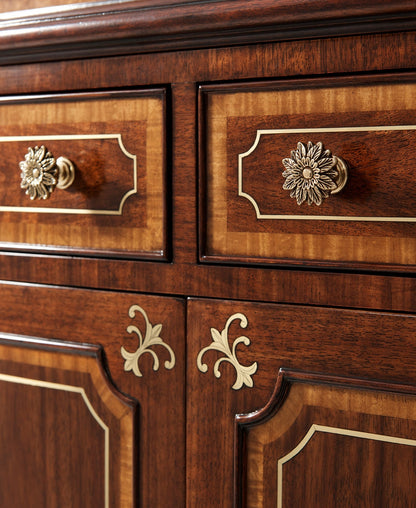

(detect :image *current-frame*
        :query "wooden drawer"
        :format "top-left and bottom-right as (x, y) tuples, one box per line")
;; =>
(0, 89), (167, 259)
(200, 76), (416, 270)
(187, 297), (416, 507)
(0, 282), (185, 507)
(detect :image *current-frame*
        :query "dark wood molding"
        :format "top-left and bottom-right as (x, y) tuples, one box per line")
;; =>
(236, 368), (416, 430)
(2, 0), (416, 64)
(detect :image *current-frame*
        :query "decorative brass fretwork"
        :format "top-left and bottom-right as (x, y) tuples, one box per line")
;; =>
(20, 145), (75, 200)
(282, 141), (348, 206)
(197, 313), (257, 390)
(121, 304), (176, 378)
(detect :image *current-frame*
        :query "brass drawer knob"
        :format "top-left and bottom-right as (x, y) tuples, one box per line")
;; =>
(20, 145), (75, 200)
(282, 141), (348, 206)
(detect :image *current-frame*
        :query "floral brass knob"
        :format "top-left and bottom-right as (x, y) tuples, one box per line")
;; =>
(20, 145), (75, 200)
(282, 141), (348, 206)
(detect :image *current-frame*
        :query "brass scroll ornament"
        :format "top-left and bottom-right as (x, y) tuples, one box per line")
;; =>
(197, 312), (258, 390)
(282, 141), (348, 206)
(121, 304), (176, 378)
(20, 145), (75, 200)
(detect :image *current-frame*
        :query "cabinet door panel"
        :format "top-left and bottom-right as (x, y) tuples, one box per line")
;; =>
(0, 282), (185, 508)
(187, 298), (416, 507)
(0, 335), (136, 508)
(238, 370), (416, 508)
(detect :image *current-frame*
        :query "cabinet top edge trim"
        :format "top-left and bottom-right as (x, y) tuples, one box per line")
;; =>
(1, 0), (416, 65)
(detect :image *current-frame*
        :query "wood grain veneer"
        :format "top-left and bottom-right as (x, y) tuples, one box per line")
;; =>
(187, 298), (416, 507)
(0, 334), (137, 507)
(238, 370), (416, 507)
(1, 2), (416, 506)
(202, 78), (416, 268)
(0, 34), (415, 294)
(0, 283), (185, 508)
(0, 90), (167, 259)
(1, 1), (416, 64)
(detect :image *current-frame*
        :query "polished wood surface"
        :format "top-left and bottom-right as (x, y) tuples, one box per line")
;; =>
(0, 90), (167, 258)
(187, 298), (416, 507)
(238, 370), (416, 507)
(0, 32), (414, 289)
(0, 0), (88, 11)
(202, 78), (416, 268)
(1, 1), (416, 64)
(0, 32), (415, 96)
(0, 334), (136, 507)
(1, 1), (416, 507)
(0, 284), (185, 507)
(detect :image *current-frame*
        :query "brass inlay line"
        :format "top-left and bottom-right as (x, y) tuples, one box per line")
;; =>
(0, 134), (137, 215)
(0, 372), (110, 508)
(277, 423), (416, 508)
(238, 125), (416, 222)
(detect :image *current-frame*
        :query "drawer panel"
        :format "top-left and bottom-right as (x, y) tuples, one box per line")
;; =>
(0, 90), (167, 259)
(200, 77), (416, 269)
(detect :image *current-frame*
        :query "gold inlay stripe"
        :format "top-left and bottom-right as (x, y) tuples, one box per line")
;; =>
(0, 372), (110, 508)
(0, 134), (136, 215)
(238, 125), (416, 222)
(277, 423), (416, 508)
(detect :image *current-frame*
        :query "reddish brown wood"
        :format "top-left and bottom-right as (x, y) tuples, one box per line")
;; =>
(171, 83), (198, 263)
(0, 32), (414, 97)
(237, 370), (416, 507)
(1, 0), (416, 64)
(0, 89), (167, 259)
(1, 2), (416, 507)
(187, 298), (416, 507)
(0, 32), (414, 297)
(200, 75), (416, 269)
(0, 285), (185, 508)
(2, 258), (416, 312)
(0, 334), (137, 507)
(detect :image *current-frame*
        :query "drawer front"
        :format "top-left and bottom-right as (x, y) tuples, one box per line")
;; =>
(0, 90), (167, 259)
(0, 282), (185, 508)
(201, 77), (416, 269)
(187, 298), (416, 506)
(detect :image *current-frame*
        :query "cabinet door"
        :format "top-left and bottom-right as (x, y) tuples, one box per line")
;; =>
(0, 335), (136, 508)
(0, 283), (185, 508)
(187, 298), (416, 507)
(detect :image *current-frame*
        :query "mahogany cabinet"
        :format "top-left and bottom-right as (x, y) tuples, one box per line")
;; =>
(1, 1), (416, 507)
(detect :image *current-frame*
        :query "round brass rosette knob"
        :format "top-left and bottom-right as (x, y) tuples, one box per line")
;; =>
(19, 145), (75, 200)
(282, 141), (348, 206)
